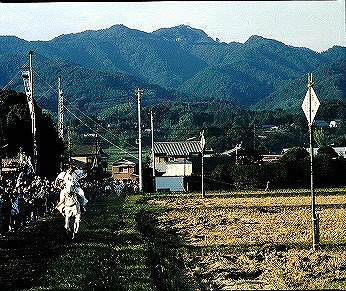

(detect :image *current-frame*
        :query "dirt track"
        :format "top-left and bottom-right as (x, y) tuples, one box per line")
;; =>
(0, 194), (155, 291)
(0, 214), (68, 289)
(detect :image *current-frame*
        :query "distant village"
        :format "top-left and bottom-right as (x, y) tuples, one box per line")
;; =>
(1, 115), (344, 193)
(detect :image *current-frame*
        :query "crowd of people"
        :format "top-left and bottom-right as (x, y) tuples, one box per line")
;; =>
(0, 165), (140, 236)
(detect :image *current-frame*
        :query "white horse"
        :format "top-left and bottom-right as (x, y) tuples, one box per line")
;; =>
(56, 183), (81, 239)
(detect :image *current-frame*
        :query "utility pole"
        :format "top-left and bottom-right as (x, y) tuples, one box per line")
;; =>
(302, 73), (320, 250)
(235, 142), (242, 165)
(29, 51), (37, 173)
(58, 76), (64, 171)
(93, 128), (99, 169)
(200, 130), (206, 198)
(67, 122), (72, 163)
(0, 122), (2, 178)
(253, 124), (256, 150)
(150, 109), (155, 192)
(58, 75), (64, 140)
(137, 88), (143, 193)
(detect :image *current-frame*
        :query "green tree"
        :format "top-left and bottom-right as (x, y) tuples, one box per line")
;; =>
(0, 89), (64, 179)
(314, 145), (345, 187)
(277, 147), (310, 187)
(314, 128), (330, 147)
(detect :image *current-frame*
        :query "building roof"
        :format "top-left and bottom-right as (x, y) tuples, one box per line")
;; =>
(154, 141), (203, 156)
(112, 157), (138, 166)
(70, 158), (88, 169)
(314, 120), (329, 127)
(71, 144), (108, 157)
(262, 154), (282, 162)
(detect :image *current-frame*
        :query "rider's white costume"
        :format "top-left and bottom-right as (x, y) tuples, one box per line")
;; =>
(56, 168), (88, 207)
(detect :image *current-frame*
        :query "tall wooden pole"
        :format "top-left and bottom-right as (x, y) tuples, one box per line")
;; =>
(200, 130), (206, 198)
(201, 150), (205, 198)
(308, 73), (320, 250)
(137, 88), (143, 193)
(150, 110), (155, 192)
(58, 76), (64, 140)
(29, 51), (37, 173)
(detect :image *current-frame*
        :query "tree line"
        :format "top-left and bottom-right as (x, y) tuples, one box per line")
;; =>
(1, 89), (345, 189)
(208, 146), (345, 189)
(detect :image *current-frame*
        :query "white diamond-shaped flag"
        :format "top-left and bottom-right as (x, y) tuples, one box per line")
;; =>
(302, 87), (320, 124)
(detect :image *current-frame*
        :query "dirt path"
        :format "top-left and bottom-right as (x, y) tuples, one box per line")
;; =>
(0, 194), (156, 291)
(0, 214), (68, 290)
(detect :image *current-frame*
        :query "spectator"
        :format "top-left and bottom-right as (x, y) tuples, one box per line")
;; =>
(1, 193), (11, 233)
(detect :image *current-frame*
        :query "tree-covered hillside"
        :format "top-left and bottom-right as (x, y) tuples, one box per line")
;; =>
(94, 98), (346, 156)
(0, 52), (193, 116)
(0, 24), (344, 113)
(252, 59), (346, 112)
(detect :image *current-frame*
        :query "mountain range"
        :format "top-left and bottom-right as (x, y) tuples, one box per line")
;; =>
(0, 24), (345, 116)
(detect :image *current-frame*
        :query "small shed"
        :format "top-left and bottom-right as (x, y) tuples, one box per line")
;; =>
(152, 140), (214, 192)
(153, 140), (213, 175)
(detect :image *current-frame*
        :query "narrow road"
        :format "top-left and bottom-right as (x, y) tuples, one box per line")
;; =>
(0, 214), (68, 289)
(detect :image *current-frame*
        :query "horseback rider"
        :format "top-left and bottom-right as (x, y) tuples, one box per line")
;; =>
(55, 164), (88, 212)
(55, 182), (78, 214)
(55, 182), (81, 239)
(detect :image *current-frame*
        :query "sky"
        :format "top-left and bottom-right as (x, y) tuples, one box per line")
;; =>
(0, 1), (345, 53)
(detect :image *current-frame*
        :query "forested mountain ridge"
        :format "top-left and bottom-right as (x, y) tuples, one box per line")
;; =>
(0, 24), (344, 113)
(0, 52), (190, 115)
(252, 58), (346, 112)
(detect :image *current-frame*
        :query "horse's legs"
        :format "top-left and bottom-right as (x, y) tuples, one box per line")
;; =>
(74, 213), (81, 234)
(65, 210), (71, 231)
(71, 213), (81, 240)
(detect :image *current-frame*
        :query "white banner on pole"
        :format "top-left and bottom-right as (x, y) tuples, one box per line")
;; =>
(302, 87), (320, 124)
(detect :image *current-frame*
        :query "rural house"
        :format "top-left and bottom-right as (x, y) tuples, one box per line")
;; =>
(152, 140), (213, 192)
(70, 144), (108, 170)
(112, 157), (138, 181)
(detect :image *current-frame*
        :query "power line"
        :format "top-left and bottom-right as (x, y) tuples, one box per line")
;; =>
(3, 50), (165, 161)
(0, 55), (30, 91)
(2, 55), (140, 161)
(21, 67), (139, 154)
(67, 102), (138, 151)
(64, 106), (138, 159)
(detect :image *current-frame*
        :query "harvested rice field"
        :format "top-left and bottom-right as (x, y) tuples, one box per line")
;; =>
(146, 188), (346, 290)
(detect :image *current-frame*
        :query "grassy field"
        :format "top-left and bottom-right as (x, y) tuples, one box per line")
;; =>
(0, 188), (345, 290)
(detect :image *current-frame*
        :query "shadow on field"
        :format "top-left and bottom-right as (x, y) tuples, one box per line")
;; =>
(135, 208), (201, 291)
(0, 214), (71, 290)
